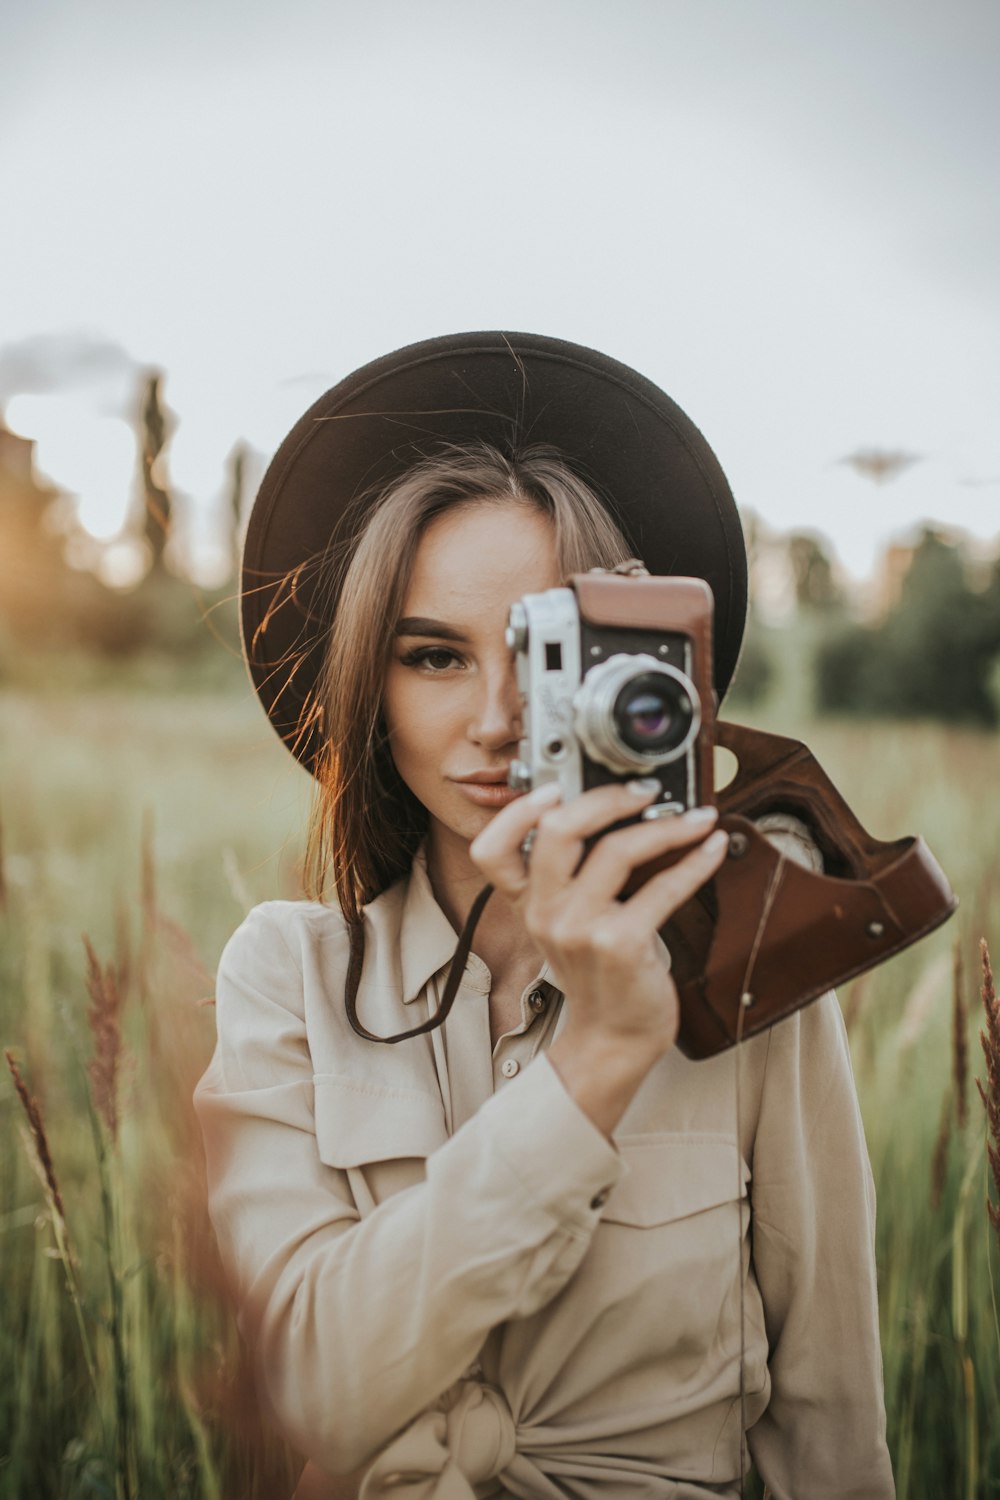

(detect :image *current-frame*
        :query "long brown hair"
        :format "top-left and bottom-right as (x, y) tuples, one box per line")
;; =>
(303, 442), (631, 920)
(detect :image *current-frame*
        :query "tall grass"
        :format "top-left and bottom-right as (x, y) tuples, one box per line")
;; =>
(1, 680), (999, 1495)
(1, 681), (308, 1498)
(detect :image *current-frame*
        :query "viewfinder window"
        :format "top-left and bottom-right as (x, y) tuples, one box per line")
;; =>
(545, 642), (562, 671)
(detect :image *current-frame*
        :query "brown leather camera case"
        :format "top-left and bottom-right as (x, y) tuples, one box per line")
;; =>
(661, 721), (958, 1059)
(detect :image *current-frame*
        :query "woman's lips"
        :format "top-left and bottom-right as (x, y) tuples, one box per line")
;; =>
(452, 780), (523, 808)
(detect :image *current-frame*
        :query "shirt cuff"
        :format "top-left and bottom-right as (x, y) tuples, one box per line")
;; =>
(477, 1052), (625, 1235)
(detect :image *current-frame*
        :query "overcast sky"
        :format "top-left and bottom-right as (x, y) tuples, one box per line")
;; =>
(1, 0), (997, 581)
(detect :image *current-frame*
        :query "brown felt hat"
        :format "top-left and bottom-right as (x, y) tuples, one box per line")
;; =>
(241, 330), (748, 772)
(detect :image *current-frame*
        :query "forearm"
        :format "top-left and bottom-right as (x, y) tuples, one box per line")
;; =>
(200, 1052), (621, 1474)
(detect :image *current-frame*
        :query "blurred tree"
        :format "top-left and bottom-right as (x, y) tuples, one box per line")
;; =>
(787, 531), (843, 612)
(725, 610), (774, 709)
(138, 372), (173, 571)
(225, 441), (248, 576)
(0, 391), (243, 677)
(739, 507), (761, 570)
(0, 423), (141, 659)
(816, 529), (1000, 726)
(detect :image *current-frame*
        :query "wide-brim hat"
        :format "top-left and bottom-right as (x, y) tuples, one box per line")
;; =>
(242, 330), (748, 772)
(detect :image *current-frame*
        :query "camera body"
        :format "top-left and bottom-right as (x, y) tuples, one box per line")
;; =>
(506, 573), (716, 815)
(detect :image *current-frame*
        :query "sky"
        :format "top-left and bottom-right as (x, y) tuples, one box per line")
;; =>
(1, 0), (997, 584)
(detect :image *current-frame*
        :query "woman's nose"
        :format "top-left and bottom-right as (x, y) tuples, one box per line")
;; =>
(469, 662), (522, 749)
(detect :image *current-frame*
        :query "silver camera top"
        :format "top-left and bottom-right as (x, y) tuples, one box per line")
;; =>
(507, 583), (704, 812)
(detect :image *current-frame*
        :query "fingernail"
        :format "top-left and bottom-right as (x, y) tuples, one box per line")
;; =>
(625, 777), (661, 798)
(703, 829), (729, 853)
(528, 781), (562, 805)
(684, 805), (718, 826)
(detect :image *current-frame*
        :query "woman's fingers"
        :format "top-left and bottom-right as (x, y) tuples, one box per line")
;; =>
(616, 826), (730, 934)
(472, 777), (723, 907)
(565, 804), (719, 906)
(526, 779), (675, 889)
(469, 780), (562, 891)
(473, 778), (664, 894)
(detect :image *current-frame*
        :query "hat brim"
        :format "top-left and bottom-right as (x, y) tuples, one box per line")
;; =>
(242, 330), (747, 771)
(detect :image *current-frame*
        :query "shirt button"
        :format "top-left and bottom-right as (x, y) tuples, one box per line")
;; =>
(590, 1189), (610, 1210)
(500, 1058), (520, 1078)
(528, 989), (547, 1014)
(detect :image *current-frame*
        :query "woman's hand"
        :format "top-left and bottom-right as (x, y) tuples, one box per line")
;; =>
(470, 778), (729, 1132)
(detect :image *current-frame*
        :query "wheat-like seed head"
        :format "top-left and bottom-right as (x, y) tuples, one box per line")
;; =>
(83, 935), (125, 1143)
(4, 1048), (65, 1221)
(975, 937), (1000, 1250)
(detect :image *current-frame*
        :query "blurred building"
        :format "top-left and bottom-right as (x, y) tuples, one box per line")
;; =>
(0, 421), (67, 641)
(0, 420), (135, 652)
(0, 422), (59, 510)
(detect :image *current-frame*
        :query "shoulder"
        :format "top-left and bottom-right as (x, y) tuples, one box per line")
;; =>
(221, 897), (343, 953)
(214, 885), (411, 1044)
(218, 887), (410, 972)
(218, 897), (348, 987)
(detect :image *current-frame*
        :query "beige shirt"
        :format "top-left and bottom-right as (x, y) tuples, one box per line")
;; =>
(195, 845), (894, 1500)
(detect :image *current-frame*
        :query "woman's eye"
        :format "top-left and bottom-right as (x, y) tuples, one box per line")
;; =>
(399, 646), (464, 672)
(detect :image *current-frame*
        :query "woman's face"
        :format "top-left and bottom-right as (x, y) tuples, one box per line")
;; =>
(383, 500), (561, 860)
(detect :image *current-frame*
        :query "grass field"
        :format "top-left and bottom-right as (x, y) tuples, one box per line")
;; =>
(2, 673), (999, 1498)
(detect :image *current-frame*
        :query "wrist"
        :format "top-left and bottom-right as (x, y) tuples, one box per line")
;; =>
(547, 1026), (671, 1138)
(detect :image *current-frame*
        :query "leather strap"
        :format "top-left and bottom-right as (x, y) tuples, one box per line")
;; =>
(345, 884), (495, 1045)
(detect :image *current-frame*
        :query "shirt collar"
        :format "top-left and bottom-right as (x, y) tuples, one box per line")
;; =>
(397, 848), (488, 1004)
(394, 847), (556, 1006)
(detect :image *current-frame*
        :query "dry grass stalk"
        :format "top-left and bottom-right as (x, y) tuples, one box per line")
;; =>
(843, 971), (872, 1034)
(897, 950), (951, 1054)
(953, 940), (969, 1130)
(975, 938), (1000, 1253)
(930, 1086), (952, 1212)
(6, 1049), (102, 1404)
(115, 893), (132, 1001)
(153, 909), (214, 996)
(141, 807), (156, 922)
(83, 934), (125, 1144)
(222, 846), (254, 915)
(4, 1047), (65, 1220)
(138, 808), (157, 1006)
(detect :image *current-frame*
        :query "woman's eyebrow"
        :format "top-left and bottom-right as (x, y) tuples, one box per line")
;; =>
(394, 616), (470, 642)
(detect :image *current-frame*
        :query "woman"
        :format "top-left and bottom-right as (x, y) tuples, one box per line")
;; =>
(196, 332), (894, 1498)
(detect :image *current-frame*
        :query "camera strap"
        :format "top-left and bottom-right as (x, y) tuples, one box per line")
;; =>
(344, 882), (496, 1044)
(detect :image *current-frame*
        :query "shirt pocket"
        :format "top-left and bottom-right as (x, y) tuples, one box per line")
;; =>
(581, 1134), (756, 1389)
(601, 1132), (749, 1227)
(312, 1073), (448, 1168)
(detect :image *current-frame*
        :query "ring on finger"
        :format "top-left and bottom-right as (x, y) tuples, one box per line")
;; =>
(520, 827), (537, 873)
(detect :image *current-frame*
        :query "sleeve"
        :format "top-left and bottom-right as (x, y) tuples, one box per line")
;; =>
(193, 904), (623, 1476)
(746, 991), (895, 1499)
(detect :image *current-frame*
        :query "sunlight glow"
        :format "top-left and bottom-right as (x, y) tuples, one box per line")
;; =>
(5, 395), (136, 541)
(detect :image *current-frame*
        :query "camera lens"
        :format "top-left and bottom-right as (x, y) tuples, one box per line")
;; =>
(614, 674), (693, 754)
(574, 653), (701, 774)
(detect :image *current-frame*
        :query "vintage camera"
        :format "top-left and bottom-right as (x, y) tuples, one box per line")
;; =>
(506, 573), (716, 816)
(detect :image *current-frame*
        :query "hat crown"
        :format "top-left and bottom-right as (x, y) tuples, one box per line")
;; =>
(242, 330), (747, 771)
